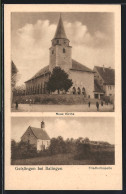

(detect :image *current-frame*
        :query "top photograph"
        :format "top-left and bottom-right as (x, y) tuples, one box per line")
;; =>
(11, 12), (115, 112)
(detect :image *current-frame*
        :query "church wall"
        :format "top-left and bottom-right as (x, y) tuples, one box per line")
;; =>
(26, 74), (50, 94)
(69, 70), (94, 98)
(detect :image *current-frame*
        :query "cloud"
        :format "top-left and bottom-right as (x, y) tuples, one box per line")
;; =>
(11, 117), (114, 144)
(12, 19), (114, 85)
(65, 21), (109, 47)
(46, 118), (114, 144)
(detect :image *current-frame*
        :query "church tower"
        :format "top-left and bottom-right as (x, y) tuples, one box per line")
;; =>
(49, 14), (72, 72)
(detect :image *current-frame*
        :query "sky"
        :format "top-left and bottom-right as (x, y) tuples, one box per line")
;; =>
(11, 12), (115, 86)
(11, 117), (115, 144)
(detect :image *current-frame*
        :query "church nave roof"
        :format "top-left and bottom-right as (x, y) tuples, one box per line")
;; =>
(25, 60), (94, 83)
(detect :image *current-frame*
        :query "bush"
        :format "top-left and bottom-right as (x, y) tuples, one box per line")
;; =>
(11, 140), (37, 159)
(74, 143), (92, 160)
(92, 150), (115, 165)
(74, 143), (115, 165)
(49, 136), (67, 155)
(34, 97), (40, 103)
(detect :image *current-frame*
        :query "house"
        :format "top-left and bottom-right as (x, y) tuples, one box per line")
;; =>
(25, 14), (94, 98)
(21, 121), (50, 151)
(93, 66), (115, 99)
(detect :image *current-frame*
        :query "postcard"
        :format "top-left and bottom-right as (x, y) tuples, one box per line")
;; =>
(4, 4), (122, 190)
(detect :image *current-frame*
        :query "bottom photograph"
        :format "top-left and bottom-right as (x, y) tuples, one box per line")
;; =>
(11, 117), (115, 165)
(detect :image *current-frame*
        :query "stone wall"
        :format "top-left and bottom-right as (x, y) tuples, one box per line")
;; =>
(13, 94), (89, 105)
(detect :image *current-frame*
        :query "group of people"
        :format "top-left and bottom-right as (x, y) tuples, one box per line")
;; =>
(15, 98), (33, 110)
(88, 100), (104, 111)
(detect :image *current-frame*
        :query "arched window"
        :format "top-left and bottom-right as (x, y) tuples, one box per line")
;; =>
(41, 83), (42, 94)
(77, 87), (81, 95)
(29, 87), (30, 94)
(38, 85), (40, 94)
(82, 87), (86, 96)
(35, 86), (37, 94)
(63, 48), (65, 53)
(72, 87), (76, 95)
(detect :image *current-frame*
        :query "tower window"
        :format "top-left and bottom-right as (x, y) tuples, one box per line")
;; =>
(63, 48), (65, 53)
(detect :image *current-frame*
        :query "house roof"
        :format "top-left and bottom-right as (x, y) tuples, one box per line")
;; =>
(94, 80), (105, 93)
(30, 126), (50, 140)
(25, 60), (93, 83)
(11, 60), (18, 74)
(53, 14), (68, 40)
(94, 66), (115, 85)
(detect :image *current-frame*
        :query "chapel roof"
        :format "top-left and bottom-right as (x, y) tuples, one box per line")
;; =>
(94, 80), (105, 93)
(94, 66), (115, 85)
(53, 14), (68, 40)
(30, 126), (50, 140)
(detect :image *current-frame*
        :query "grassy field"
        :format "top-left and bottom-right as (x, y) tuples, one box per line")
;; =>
(11, 148), (115, 165)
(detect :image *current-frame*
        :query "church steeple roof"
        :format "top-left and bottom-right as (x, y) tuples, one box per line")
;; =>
(53, 14), (68, 39)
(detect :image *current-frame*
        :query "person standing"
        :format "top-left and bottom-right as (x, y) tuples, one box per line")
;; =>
(88, 101), (91, 108)
(15, 101), (18, 110)
(96, 101), (99, 111)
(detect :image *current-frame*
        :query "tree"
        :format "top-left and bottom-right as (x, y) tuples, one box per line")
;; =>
(15, 84), (26, 96)
(47, 67), (73, 94)
(49, 136), (67, 155)
(11, 61), (18, 90)
(11, 61), (18, 105)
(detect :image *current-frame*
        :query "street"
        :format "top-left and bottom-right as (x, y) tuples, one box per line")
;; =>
(12, 103), (114, 112)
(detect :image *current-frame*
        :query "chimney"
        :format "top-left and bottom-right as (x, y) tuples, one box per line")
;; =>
(41, 121), (45, 129)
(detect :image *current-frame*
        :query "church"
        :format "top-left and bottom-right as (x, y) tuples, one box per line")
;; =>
(25, 15), (94, 98)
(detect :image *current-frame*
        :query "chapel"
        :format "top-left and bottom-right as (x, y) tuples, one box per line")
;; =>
(21, 121), (50, 151)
